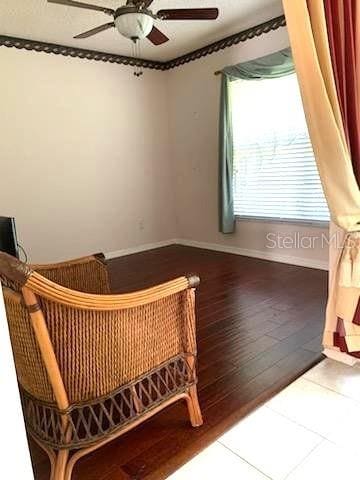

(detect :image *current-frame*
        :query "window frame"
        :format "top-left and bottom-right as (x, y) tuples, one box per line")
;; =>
(235, 214), (329, 228)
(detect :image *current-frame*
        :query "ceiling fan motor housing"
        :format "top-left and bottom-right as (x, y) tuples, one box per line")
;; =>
(114, 6), (155, 40)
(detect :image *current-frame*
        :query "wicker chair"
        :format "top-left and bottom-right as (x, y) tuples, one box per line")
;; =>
(0, 252), (202, 480)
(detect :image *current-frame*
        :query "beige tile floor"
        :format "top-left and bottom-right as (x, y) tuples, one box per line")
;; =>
(169, 358), (360, 480)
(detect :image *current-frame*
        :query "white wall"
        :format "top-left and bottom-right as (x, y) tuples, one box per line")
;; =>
(0, 48), (176, 262)
(0, 29), (329, 268)
(167, 27), (329, 268)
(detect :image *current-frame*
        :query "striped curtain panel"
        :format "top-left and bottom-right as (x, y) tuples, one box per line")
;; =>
(283, 0), (360, 362)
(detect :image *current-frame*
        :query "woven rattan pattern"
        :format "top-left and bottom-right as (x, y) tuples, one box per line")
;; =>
(33, 256), (111, 294)
(0, 256), (112, 403)
(4, 293), (54, 401)
(39, 289), (196, 403)
(22, 354), (195, 450)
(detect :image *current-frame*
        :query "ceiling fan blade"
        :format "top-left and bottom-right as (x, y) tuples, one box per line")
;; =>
(127, 0), (154, 6)
(74, 22), (115, 39)
(48, 0), (115, 16)
(147, 26), (169, 45)
(157, 8), (219, 21)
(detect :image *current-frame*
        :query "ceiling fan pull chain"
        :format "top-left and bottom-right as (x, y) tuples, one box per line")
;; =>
(132, 39), (143, 78)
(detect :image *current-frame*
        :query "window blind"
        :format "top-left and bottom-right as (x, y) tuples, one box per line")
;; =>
(230, 74), (330, 223)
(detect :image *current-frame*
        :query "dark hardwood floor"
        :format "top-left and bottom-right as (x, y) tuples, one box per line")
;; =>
(31, 245), (327, 480)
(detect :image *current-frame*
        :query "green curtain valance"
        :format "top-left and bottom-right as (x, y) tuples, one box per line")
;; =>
(219, 47), (295, 234)
(222, 47), (294, 81)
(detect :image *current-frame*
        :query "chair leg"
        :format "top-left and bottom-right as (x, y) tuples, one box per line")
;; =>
(49, 457), (55, 480)
(53, 450), (69, 480)
(64, 459), (76, 480)
(186, 385), (203, 427)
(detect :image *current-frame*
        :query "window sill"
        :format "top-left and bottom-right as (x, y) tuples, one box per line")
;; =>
(235, 215), (330, 229)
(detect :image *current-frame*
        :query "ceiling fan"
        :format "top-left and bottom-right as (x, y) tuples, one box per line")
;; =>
(47, 0), (219, 46)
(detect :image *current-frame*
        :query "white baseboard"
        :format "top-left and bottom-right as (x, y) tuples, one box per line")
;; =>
(106, 238), (328, 271)
(175, 239), (329, 271)
(105, 239), (177, 259)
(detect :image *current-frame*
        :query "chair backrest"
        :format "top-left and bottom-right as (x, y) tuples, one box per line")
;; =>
(32, 253), (110, 294)
(0, 252), (198, 407)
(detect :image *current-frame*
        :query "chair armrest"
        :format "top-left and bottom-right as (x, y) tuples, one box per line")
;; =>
(25, 272), (200, 310)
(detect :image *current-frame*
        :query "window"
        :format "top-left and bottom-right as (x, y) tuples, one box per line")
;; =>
(230, 74), (329, 223)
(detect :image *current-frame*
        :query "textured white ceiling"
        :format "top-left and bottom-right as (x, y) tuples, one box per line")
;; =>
(0, 0), (284, 62)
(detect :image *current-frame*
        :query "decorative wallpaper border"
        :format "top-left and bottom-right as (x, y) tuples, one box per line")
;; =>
(163, 15), (286, 70)
(0, 35), (164, 70)
(0, 14), (286, 71)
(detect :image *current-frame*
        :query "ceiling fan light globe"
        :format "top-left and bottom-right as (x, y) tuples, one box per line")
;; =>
(115, 13), (154, 39)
